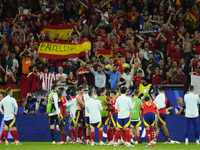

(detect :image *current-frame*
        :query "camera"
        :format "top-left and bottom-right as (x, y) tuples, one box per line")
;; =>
(27, 94), (37, 103)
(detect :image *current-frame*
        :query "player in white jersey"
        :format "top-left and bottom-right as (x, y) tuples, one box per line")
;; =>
(0, 88), (21, 145)
(67, 91), (77, 143)
(113, 87), (133, 147)
(85, 90), (105, 146)
(84, 85), (97, 145)
(40, 66), (56, 91)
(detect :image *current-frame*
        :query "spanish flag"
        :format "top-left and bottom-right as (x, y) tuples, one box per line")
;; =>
(97, 49), (127, 60)
(187, 8), (197, 28)
(42, 24), (72, 41)
(38, 40), (91, 59)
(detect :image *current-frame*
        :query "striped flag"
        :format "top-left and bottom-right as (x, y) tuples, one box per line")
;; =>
(97, 49), (127, 59)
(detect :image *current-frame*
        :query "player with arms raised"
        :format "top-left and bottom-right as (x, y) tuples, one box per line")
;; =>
(140, 96), (159, 147)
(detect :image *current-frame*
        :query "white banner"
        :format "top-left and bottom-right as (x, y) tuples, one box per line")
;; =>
(191, 75), (200, 95)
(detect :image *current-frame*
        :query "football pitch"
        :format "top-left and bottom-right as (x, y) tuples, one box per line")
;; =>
(0, 142), (200, 150)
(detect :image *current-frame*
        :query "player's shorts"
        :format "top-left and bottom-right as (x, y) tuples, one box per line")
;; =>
(130, 120), (141, 128)
(49, 115), (58, 125)
(110, 113), (118, 128)
(69, 116), (76, 127)
(102, 117), (110, 126)
(4, 117), (17, 128)
(90, 121), (103, 129)
(158, 114), (166, 126)
(85, 117), (90, 127)
(58, 114), (65, 125)
(75, 110), (84, 125)
(117, 117), (131, 128)
(143, 113), (156, 127)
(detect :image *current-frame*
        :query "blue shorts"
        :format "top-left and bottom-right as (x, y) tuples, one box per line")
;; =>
(117, 117), (131, 128)
(69, 116), (76, 127)
(85, 117), (90, 127)
(58, 114), (66, 125)
(102, 117), (110, 126)
(110, 114), (118, 128)
(158, 114), (166, 126)
(90, 121), (103, 129)
(4, 117), (17, 128)
(75, 110), (84, 125)
(130, 120), (141, 128)
(143, 113), (156, 127)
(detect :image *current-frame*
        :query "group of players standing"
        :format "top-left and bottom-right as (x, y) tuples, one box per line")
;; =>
(0, 84), (199, 147)
(48, 83), (175, 147)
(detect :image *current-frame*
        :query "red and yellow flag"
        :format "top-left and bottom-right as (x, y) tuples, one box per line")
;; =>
(38, 40), (91, 59)
(97, 49), (127, 59)
(187, 8), (197, 28)
(42, 24), (72, 41)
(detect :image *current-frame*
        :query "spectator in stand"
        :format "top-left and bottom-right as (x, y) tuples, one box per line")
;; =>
(146, 65), (163, 87)
(99, 55), (109, 66)
(166, 99), (174, 115)
(143, 53), (158, 76)
(90, 65), (106, 89)
(4, 70), (17, 85)
(174, 67), (188, 89)
(63, 61), (77, 76)
(102, 64), (121, 89)
(189, 51), (200, 72)
(165, 56), (173, 71)
(66, 71), (78, 88)
(22, 92), (36, 115)
(19, 46), (33, 77)
(120, 56), (130, 69)
(105, 57), (114, 71)
(138, 41), (152, 60)
(120, 68), (133, 88)
(77, 60), (89, 90)
(171, 43), (182, 64)
(179, 58), (189, 77)
(0, 65), (5, 85)
(175, 97), (185, 115)
(191, 65), (200, 76)
(10, 52), (19, 76)
(169, 61), (178, 79)
(138, 51), (147, 70)
(55, 66), (67, 86)
(83, 63), (95, 87)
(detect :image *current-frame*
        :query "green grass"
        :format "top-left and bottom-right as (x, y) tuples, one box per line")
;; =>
(0, 142), (200, 150)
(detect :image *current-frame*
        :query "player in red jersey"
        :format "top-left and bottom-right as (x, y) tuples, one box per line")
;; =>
(104, 90), (118, 145)
(57, 88), (71, 145)
(140, 96), (159, 147)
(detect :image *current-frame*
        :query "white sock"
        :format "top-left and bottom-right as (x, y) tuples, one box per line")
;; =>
(185, 138), (188, 143)
(53, 141), (56, 144)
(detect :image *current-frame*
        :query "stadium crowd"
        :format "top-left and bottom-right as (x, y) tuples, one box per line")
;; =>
(0, 0), (200, 103)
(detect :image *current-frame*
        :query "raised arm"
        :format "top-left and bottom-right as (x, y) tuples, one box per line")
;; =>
(146, 64), (152, 74)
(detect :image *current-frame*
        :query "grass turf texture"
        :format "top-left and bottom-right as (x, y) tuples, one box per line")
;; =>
(0, 142), (200, 150)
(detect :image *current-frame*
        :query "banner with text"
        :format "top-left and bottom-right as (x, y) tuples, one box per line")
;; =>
(38, 40), (91, 59)
(97, 49), (127, 59)
(42, 24), (72, 40)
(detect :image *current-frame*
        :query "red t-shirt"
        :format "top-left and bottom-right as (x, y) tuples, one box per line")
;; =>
(191, 58), (200, 71)
(140, 102), (157, 115)
(134, 76), (142, 87)
(193, 72), (200, 76)
(59, 96), (67, 117)
(171, 50), (182, 64)
(67, 77), (77, 85)
(106, 97), (119, 114)
(77, 67), (87, 82)
(151, 72), (163, 87)
(52, 12), (64, 25)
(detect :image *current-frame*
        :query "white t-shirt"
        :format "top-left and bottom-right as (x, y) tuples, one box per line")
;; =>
(56, 73), (67, 85)
(67, 98), (76, 119)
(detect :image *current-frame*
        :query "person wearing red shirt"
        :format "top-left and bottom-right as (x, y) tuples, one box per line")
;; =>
(147, 65), (163, 87)
(103, 90), (118, 145)
(57, 88), (71, 145)
(51, 6), (64, 25)
(189, 51), (200, 72)
(174, 67), (188, 90)
(128, 6), (139, 28)
(171, 43), (182, 64)
(66, 72), (78, 87)
(163, 72), (173, 90)
(191, 65), (200, 76)
(133, 70), (143, 88)
(32, 5), (51, 24)
(140, 96), (159, 147)
(77, 61), (88, 90)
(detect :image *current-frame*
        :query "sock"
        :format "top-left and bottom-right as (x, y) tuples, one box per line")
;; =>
(10, 131), (16, 141)
(71, 128), (77, 141)
(146, 130), (151, 144)
(107, 129), (110, 142)
(61, 136), (64, 142)
(4, 130), (8, 141)
(99, 130), (103, 142)
(90, 132), (94, 142)
(110, 129), (114, 141)
(77, 127), (82, 139)
(155, 136), (158, 141)
(83, 128), (86, 140)
(51, 129), (55, 141)
(64, 133), (68, 137)
(130, 134), (132, 141)
(125, 130), (130, 142)
(86, 136), (90, 141)
(0, 130), (4, 140)
(166, 135), (171, 142)
(14, 130), (19, 141)
(114, 130), (120, 142)
(150, 128), (154, 141)
(136, 136), (139, 142)
(122, 130), (125, 140)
